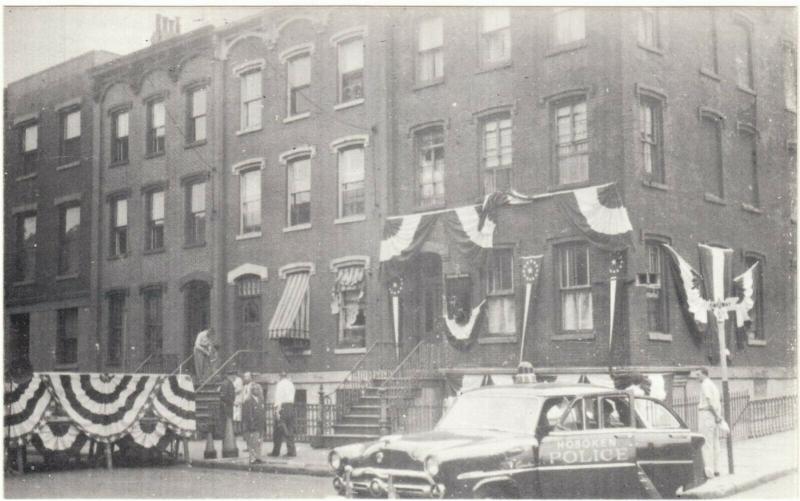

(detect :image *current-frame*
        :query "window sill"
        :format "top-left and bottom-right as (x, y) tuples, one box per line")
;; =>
(109, 160), (129, 168)
(15, 172), (37, 182)
(283, 112), (311, 124)
(699, 67), (721, 81)
(741, 202), (763, 214)
(548, 180), (590, 192)
(107, 254), (128, 261)
(642, 179), (669, 191)
(736, 85), (757, 97)
(184, 140), (207, 150)
(144, 151), (165, 160)
(637, 42), (664, 56)
(704, 193), (727, 206)
(56, 161), (81, 171)
(236, 232), (262, 241)
(333, 98), (365, 111)
(334, 347), (367, 355)
(551, 332), (595, 341)
(12, 280), (36, 287)
(334, 214), (366, 225)
(413, 78), (445, 91)
(143, 247), (166, 256)
(747, 338), (767, 347)
(648, 332), (673, 342)
(236, 126), (263, 137)
(478, 335), (518, 345)
(183, 241), (206, 250)
(545, 39), (587, 58)
(55, 273), (80, 282)
(476, 60), (512, 75)
(283, 223), (312, 233)
(486, 290), (514, 298)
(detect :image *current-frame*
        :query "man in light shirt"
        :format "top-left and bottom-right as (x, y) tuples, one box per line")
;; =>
(270, 371), (296, 457)
(696, 367), (723, 479)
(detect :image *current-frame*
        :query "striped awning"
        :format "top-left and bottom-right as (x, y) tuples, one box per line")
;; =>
(336, 266), (365, 291)
(268, 272), (310, 340)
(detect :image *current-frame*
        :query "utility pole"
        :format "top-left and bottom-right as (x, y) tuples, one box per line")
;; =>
(709, 299), (737, 474)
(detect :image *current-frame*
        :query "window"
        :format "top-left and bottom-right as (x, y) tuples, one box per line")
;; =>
(143, 288), (163, 357)
(337, 37), (364, 103)
(700, 113), (724, 198)
(20, 123), (38, 174)
(237, 275), (262, 351)
(487, 248), (516, 335)
(112, 110), (129, 164)
(15, 213), (36, 282)
(784, 43), (797, 111)
(145, 190), (165, 251)
(480, 8), (511, 65)
(239, 168), (261, 234)
(110, 197), (128, 257)
(637, 8), (659, 48)
(555, 98), (588, 185)
(645, 243), (669, 333)
(338, 145), (365, 218)
(56, 308), (79, 365)
(558, 243), (593, 332)
(640, 96), (664, 183)
(553, 8), (585, 46)
(58, 205), (80, 275)
(287, 53), (311, 116)
(733, 21), (754, 90)
(703, 9), (718, 74)
(634, 398), (682, 429)
(417, 17), (444, 83)
(744, 255), (765, 341)
(416, 126), (445, 207)
(336, 265), (367, 348)
(107, 292), (125, 366)
(287, 156), (311, 227)
(481, 113), (513, 194)
(187, 87), (207, 143)
(185, 180), (206, 245)
(9, 314), (30, 364)
(147, 99), (166, 155)
(737, 129), (759, 206)
(60, 109), (81, 164)
(240, 70), (263, 130)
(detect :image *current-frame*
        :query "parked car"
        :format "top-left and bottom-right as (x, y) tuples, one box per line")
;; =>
(328, 383), (707, 498)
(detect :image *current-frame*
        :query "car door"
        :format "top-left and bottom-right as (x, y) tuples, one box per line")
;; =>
(537, 395), (639, 499)
(632, 397), (696, 497)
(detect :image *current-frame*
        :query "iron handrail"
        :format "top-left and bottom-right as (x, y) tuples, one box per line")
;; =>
(324, 341), (394, 401)
(133, 353), (155, 373)
(196, 349), (265, 392)
(379, 339), (425, 389)
(171, 353), (195, 376)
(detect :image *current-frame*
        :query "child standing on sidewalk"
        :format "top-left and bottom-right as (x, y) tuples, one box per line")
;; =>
(242, 382), (266, 464)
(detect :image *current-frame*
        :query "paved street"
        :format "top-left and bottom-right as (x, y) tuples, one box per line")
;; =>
(731, 472), (798, 499)
(4, 466), (334, 499)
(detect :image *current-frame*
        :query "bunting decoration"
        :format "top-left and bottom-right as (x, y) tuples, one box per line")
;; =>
(698, 244), (736, 362)
(379, 213), (438, 263)
(388, 277), (404, 359)
(127, 420), (172, 449)
(608, 253), (625, 351)
(662, 244), (708, 344)
(518, 255), (544, 363)
(443, 206), (495, 261)
(443, 300), (486, 351)
(151, 375), (196, 436)
(30, 422), (88, 455)
(557, 184), (634, 251)
(5, 374), (53, 442)
(733, 262), (759, 348)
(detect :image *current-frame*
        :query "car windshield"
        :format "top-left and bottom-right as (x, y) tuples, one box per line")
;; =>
(436, 394), (543, 434)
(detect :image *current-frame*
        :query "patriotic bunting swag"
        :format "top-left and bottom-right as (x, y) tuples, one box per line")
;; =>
(556, 184), (634, 251)
(30, 422), (89, 455)
(733, 262), (759, 346)
(5, 374), (53, 444)
(663, 244), (709, 346)
(443, 301), (486, 351)
(518, 255), (543, 363)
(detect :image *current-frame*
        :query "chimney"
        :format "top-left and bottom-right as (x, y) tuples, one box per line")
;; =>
(151, 14), (181, 45)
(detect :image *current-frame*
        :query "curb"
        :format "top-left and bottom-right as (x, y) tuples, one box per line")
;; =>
(681, 467), (796, 499)
(189, 459), (331, 477)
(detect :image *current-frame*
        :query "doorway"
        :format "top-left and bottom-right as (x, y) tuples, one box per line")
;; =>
(184, 281), (210, 358)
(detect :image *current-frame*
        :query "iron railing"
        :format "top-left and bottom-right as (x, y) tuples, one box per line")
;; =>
(196, 349), (268, 391)
(171, 353), (194, 376)
(133, 353), (181, 374)
(323, 341), (395, 418)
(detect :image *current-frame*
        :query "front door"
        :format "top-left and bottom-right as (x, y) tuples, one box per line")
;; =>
(184, 281), (210, 358)
(418, 253), (442, 341)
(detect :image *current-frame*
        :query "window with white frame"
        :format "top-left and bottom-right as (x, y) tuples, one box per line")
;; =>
(239, 167), (261, 235)
(733, 20), (754, 90)
(555, 97), (588, 185)
(417, 17), (444, 83)
(335, 264), (367, 348)
(637, 8), (659, 48)
(481, 113), (513, 194)
(185, 180), (206, 245)
(287, 53), (311, 116)
(110, 197), (128, 257)
(287, 156), (311, 227)
(416, 126), (445, 207)
(645, 242), (668, 333)
(700, 113), (724, 198)
(145, 190), (165, 251)
(21, 123), (38, 174)
(147, 99), (166, 155)
(744, 254), (764, 341)
(486, 248), (515, 335)
(640, 95), (664, 183)
(112, 110), (129, 164)
(480, 8), (510, 65)
(240, 69), (263, 130)
(338, 145), (365, 218)
(15, 212), (36, 282)
(337, 37), (364, 103)
(61, 108), (81, 164)
(58, 205), (80, 275)
(784, 42), (797, 111)
(558, 243), (593, 332)
(553, 8), (585, 47)
(187, 86), (207, 143)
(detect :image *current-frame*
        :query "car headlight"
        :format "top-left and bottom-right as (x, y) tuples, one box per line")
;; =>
(424, 455), (440, 477)
(329, 451), (342, 470)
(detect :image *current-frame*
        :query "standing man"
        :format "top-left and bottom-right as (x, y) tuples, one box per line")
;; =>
(193, 328), (217, 383)
(696, 367), (722, 479)
(270, 371), (296, 457)
(220, 370), (239, 458)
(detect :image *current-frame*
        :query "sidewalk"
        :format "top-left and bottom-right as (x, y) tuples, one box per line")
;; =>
(186, 437), (331, 477)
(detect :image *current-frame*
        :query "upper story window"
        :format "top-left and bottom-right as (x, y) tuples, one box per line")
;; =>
(416, 126), (445, 207)
(480, 8), (511, 66)
(107, 292), (125, 366)
(110, 197), (128, 258)
(337, 37), (364, 104)
(637, 8), (660, 49)
(240, 69), (263, 130)
(239, 167), (261, 235)
(185, 180), (206, 246)
(737, 127), (759, 207)
(187, 87), (207, 143)
(554, 97), (588, 185)
(56, 308), (78, 366)
(287, 156), (312, 227)
(553, 8), (585, 47)
(486, 248), (515, 335)
(60, 108), (81, 164)
(145, 189), (165, 251)
(143, 287), (163, 357)
(558, 242), (593, 332)
(703, 9), (719, 74)
(15, 212), (36, 282)
(640, 95), (664, 184)
(111, 110), (129, 164)
(20, 123), (38, 174)
(338, 145), (366, 218)
(287, 53), (311, 117)
(700, 112), (724, 198)
(743, 254), (765, 341)
(417, 17), (444, 83)
(481, 113), (513, 195)
(58, 204), (81, 276)
(147, 99), (166, 155)
(784, 42), (797, 111)
(733, 20), (754, 90)
(645, 242), (669, 334)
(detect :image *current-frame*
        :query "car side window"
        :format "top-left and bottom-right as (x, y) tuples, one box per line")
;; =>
(600, 396), (628, 428)
(634, 398), (683, 429)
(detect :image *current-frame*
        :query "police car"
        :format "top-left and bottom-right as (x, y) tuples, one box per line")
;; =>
(328, 383), (706, 498)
